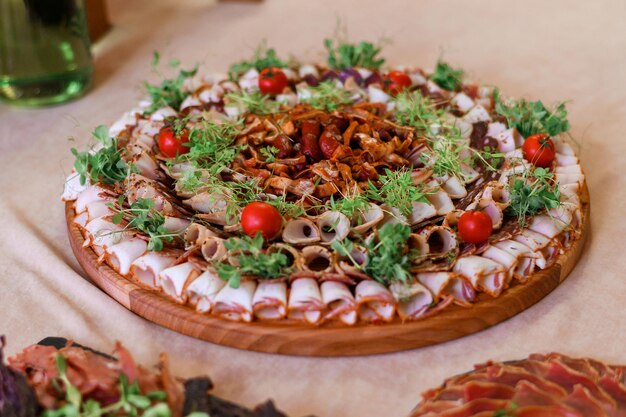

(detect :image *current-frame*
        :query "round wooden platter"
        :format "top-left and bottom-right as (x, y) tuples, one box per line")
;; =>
(65, 184), (589, 357)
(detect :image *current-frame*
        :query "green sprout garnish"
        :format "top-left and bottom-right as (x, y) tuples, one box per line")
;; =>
(225, 90), (281, 115)
(228, 43), (287, 80)
(144, 52), (198, 113)
(323, 38), (385, 70)
(301, 81), (354, 112)
(366, 168), (428, 216)
(429, 60), (464, 91)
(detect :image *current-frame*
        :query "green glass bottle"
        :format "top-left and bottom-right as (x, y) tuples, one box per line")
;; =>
(0, 0), (93, 107)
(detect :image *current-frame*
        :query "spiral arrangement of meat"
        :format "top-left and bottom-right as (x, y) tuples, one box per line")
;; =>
(410, 353), (626, 417)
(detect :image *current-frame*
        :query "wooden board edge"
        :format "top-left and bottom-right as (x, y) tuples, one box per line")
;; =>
(64, 183), (589, 356)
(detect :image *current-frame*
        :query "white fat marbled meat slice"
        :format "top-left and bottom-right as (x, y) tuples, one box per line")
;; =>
(417, 272), (452, 300)
(105, 238), (147, 276)
(451, 92), (475, 113)
(355, 280), (396, 323)
(463, 105), (491, 123)
(391, 281), (434, 320)
(84, 217), (125, 252)
(453, 255), (508, 297)
(85, 200), (114, 221)
(213, 281), (256, 322)
(368, 85), (390, 104)
(186, 269), (226, 313)
(288, 278), (324, 324)
(62, 172), (89, 202)
(321, 281), (357, 325)
(482, 246), (517, 275)
(556, 153), (579, 167)
(150, 106), (177, 121)
(409, 201), (438, 225)
(158, 262), (199, 303)
(487, 122), (507, 138)
(252, 281), (287, 321)
(442, 276), (476, 306)
(130, 252), (177, 288)
(109, 110), (139, 137)
(496, 128), (524, 153)
(75, 185), (108, 214)
(494, 239), (538, 282)
(426, 188), (454, 215)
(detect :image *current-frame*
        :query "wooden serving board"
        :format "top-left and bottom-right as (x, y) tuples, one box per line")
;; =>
(65, 185), (589, 356)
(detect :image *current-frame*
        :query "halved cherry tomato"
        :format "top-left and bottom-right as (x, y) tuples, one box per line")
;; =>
(258, 67), (288, 95)
(522, 133), (555, 168)
(384, 70), (412, 96)
(158, 126), (190, 158)
(241, 202), (283, 240)
(458, 211), (493, 244)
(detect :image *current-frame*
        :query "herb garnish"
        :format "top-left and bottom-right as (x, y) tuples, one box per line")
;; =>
(225, 90), (281, 115)
(324, 185), (370, 219)
(507, 166), (561, 226)
(366, 168), (428, 216)
(217, 233), (292, 288)
(323, 38), (385, 70)
(429, 60), (464, 91)
(393, 91), (444, 134)
(301, 80), (354, 112)
(108, 197), (181, 251)
(42, 354), (201, 417)
(144, 52), (198, 114)
(494, 89), (570, 137)
(260, 146), (279, 163)
(333, 223), (414, 285)
(228, 43), (287, 80)
(71, 125), (134, 186)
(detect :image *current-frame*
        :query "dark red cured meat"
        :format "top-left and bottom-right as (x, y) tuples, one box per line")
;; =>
(410, 354), (626, 417)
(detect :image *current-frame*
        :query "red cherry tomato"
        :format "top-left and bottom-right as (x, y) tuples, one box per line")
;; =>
(158, 126), (190, 158)
(522, 133), (556, 168)
(258, 67), (288, 95)
(458, 211), (493, 244)
(384, 70), (412, 96)
(240, 202), (283, 240)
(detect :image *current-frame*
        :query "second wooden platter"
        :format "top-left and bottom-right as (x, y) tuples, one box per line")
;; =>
(65, 185), (589, 356)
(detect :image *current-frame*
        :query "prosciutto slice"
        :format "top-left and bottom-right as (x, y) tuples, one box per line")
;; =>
(355, 280), (396, 323)
(320, 281), (357, 325)
(185, 268), (226, 313)
(453, 256), (508, 296)
(409, 353), (626, 417)
(253, 281), (288, 321)
(213, 281), (256, 322)
(288, 278), (325, 324)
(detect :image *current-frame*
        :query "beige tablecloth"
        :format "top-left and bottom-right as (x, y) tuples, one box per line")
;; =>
(1, 1), (625, 416)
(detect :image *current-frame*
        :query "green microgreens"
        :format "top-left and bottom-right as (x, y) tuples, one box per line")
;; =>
(324, 185), (370, 219)
(334, 223), (414, 285)
(217, 233), (292, 288)
(108, 197), (181, 251)
(144, 52), (198, 114)
(366, 168), (428, 216)
(266, 193), (307, 218)
(493, 402), (518, 417)
(323, 38), (385, 70)
(225, 90), (281, 115)
(419, 127), (470, 179)
(42, 354), (203, 417)
(228, 43), (287, 80)
(175, 117), (244, 177)
(301, 81), (354, 112)
(393, 91), (444, 134)
(260, 146), (279, 163)
(506, 165), (561, 226)
(71, 125), (135, 186)
(494, 89), (570, 137)
(429, 60), (464, 91)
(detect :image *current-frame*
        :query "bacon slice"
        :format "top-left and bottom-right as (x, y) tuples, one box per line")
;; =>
(320, 281), (357, 325)
(185, 268), (226, 313)
(253, 280), (288, 321)
(288, 278), (325, 324)
(355, 280), (396, 323)
(213, 280), (256, 322)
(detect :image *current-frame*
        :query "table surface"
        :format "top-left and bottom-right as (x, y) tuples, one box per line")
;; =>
(1, 1), (625, 416)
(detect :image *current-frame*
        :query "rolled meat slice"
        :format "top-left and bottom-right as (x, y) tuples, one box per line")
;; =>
(287, 278), (325, 324)
(158, 262), (200, 303)
(104, 238), (147, 276)
(390, 281), (434, 321)
(426, 188), (455, 215)
(74, 185), (108, 213)
(441, 275), (476, 306)
(417, 272), (451, 301)
(320, 281), (357, 325)
(85, 199), (115, 222)
(83, 217), (125, 256)
(62, 171), (89, 201)
(185, 268), (226, 313)
(355, 280), (396, 323)
(493, 240), (539, 282)
(130, 251), (178, 288)
(252, 280), (288, 321)
(481, 246), (517, 279)
(213, 280), (257, 322)
(514, 229), (557, 269)
(453, 255), (508, 297)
